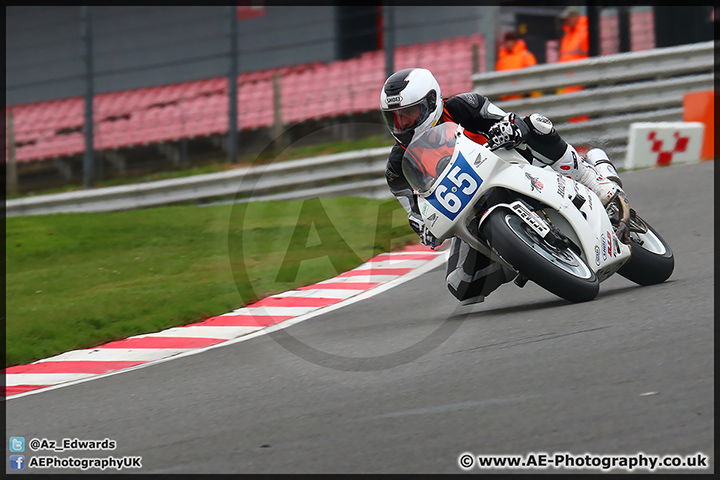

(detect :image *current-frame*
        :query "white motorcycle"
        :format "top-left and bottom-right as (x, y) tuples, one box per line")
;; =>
(402, 122), (674, 303)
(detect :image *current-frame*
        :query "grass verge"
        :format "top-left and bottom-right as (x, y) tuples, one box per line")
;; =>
(6, 196), (416, 367)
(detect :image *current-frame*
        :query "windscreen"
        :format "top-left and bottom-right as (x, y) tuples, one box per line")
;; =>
(401, 122), (458, 195)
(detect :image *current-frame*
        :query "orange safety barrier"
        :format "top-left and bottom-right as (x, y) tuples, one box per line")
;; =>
(682, 90), (714, 160)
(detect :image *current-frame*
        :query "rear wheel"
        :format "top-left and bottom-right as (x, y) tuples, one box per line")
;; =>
(483, 209), (599, 303)
(617, 211), (674, 285)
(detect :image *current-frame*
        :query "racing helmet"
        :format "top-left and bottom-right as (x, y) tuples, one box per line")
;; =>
(380, 68), (443, 145)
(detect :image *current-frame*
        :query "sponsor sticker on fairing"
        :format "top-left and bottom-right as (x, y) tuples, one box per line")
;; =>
(525, 172), (544, 192)
(510, 202), (550, 237)
(556, 174), (566, 197)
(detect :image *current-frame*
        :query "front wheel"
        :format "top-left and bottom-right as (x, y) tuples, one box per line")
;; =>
(483, 209), (599, 303)
(616, 211), (674, 286)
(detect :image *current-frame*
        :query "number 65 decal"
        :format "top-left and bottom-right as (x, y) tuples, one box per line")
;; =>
(448, 166), (478, 194)
(428, 153), (483, 220)
(435, 184), (461, 213)
(435, 166), (478, 213)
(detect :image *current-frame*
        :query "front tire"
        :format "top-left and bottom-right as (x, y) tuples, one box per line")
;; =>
(617, 213), (674, 286)
(483, 209), (599, 303)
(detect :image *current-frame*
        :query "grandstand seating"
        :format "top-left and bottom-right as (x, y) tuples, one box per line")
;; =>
(5, 26), (648, 164)
(6, 33), (486, 163)
(630, 8), (656, 52)
(600, 11), (620, 56)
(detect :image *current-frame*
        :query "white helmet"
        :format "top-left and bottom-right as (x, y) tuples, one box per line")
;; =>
(380, 68), (443, 145)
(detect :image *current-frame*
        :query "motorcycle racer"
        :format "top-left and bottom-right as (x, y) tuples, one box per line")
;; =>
(380, 67), (630, 304)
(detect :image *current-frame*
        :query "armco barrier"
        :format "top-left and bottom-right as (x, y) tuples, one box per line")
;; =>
(476, 41), (714, 159)
(473, 42), (714, 98)
(5, 146), (393, 217)
(6, 42), (714, 217)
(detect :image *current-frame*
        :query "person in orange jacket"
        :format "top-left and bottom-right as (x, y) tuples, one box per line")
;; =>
(558, 7), (589, 64)
(496, 31), (538, 100)
(557, 7), (589, 120)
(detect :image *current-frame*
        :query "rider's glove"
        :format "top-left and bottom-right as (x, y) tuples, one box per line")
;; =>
(409, 212), (441, 247)
(487, 113), (524, 151)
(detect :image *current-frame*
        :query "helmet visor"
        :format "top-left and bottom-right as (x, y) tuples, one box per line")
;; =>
(381, 96), (433, 141)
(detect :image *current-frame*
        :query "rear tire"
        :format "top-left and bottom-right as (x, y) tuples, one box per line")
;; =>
(617, 214), (674, 286)
(483, 209), (599, 303)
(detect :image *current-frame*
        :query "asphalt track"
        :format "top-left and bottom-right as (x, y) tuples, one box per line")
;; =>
(5, 160), (714, 474)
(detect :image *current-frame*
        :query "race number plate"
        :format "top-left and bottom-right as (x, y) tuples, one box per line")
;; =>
(427, 152), (483, 220)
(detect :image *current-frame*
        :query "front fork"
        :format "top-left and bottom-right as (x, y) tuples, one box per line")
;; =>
(606, 200), (649, 247)
(605, 198), (647, 232)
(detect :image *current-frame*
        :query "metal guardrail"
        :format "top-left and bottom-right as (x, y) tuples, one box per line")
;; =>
(473, 41), (714, 98)
(6, 42), (714, 217)
(497, 74), (713, 122)
(478, 41), (714, 162)
(6, 146), (392, 217)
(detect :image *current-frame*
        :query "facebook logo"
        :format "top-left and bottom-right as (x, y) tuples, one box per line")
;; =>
(9, 437), (25, 452)
(9, 455), (25, 470)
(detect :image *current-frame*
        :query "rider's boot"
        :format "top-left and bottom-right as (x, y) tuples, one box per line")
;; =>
(551, 145), (623, 206)
(585, 148), (623, 189)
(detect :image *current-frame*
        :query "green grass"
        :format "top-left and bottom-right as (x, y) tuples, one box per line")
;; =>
(5, 196), (417, 367)
(11, 134), (395, 199)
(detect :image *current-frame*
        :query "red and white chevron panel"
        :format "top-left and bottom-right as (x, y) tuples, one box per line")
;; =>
(626, 122), (705, 169)
(5, 245), (446, 398)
